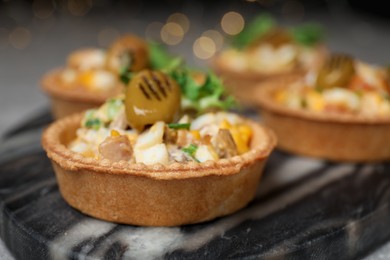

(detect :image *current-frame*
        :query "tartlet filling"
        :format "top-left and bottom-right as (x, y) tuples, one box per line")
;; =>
(69, 97), (252, 165)
(68, 66), (252, 165)
(219, 14), (324, 73)
(60, 48), (118, 92)
(275, 55), (390, 116)
(219, 44), (320, 73)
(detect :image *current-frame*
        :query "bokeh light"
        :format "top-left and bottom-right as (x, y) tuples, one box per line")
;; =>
(161, 22), (184, 45)
(9, 27), (32, 50)
(193, 36), (216, 60)
(98, 27), (120, 47)
(68, 0), (92, 16)
(221, 11), (245, 36)
(202, 30), (224, 51)
(167, 13), (190, 33)
(32, 0), (55, 19)
(145, 22), (164, 41)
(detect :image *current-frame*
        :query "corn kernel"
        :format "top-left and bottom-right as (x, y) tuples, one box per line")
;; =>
(110, 129), (120, 137)
(275, 90), (287, 103)
(230, 128), (249, 154)
(237, 124), (253, 145)
(220, 119), (232, 129)
(82, 149), (96, 158)
(306, 91), (324, 112)
(190, 130), (201, 140)
(78, 71), (94, 89)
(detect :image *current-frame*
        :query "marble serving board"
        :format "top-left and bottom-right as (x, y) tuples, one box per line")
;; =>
(1, 111), (390, 260)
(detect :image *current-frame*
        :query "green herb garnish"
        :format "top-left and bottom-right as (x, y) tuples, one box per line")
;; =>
(168, 123), (191, 130)
(119, 66), (133, 85)
(231, 13), (275, 49)
(83, 110), (103, 130)
(231, 13), (324, 49)
(291, 24), (324, 47)
(169, 69), (237, 113)
(182, 144), (200, 162)
(148, 41), (183, 72)
(182, 144), (198, 156)
(106, 98), (123, 120)
(84, 117), (102, 130)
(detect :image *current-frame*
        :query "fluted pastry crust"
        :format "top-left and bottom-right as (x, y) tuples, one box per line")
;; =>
(42, 113), (276, 226)
(255, 80), (390, 162)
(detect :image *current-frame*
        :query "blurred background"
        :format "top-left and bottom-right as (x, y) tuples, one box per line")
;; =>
(1, 0), (390, 135)
(0, 0), (390, 259)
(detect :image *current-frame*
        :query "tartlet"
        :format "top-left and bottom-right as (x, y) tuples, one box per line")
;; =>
(255, 54), (390, 162)
(213, 14), (327, 105)
(42, 69), (276, 226)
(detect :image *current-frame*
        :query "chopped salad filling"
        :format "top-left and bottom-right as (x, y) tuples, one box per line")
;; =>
(275, 54), (390, 116)
(69, 97), (252, 164)
(68, 68), (252, 165)
(60, 48), (119, 92)
(219, 14), (325, 73)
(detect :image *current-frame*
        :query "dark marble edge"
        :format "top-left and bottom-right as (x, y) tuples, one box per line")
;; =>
(0, 107), (52, 143)
(1, 109), (390, 259)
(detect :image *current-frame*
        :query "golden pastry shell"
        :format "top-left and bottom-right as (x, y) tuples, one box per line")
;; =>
(255, 79), (390, 162)
(41, 113), (277, 226)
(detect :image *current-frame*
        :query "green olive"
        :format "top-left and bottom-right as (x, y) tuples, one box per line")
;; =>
(316, 54), (355, 89)
(249, 28), (293, 49)
(106, 35), (149, 73)
(125, 70), (181, 132)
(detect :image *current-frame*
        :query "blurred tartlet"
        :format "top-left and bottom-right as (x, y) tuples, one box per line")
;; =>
(213, 14), (327, 105)
(256, 53), (390, 162)
(42, 69), (276, 226)
(41, 34), (181, 119)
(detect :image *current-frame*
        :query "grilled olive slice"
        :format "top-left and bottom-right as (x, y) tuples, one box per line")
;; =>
(106, 35), (149, 73)
(125, 70), (181, 132)
(316, 54), (355, 89)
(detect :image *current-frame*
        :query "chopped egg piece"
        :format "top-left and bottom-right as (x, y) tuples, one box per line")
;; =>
(322, 88), (360, 111)
(135, 144), (169, 165)
(67, 48), (106, 70)
(79, 70), (116, 92)
(135, 121), (165, 150)
(191, 113), (217, 130)
(195, 145), (218, 162)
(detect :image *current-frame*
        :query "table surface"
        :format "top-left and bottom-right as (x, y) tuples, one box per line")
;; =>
(1, 2), (390, 259)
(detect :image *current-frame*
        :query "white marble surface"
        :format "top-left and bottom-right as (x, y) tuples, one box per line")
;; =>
(1, 3), (390, 259)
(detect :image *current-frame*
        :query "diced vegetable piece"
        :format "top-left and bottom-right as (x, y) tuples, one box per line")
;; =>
(135, 121), (165, 150)
(135, 143), (169, 165)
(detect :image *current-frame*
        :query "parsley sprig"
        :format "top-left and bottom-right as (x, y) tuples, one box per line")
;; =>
(291, 24), (324, 47)
(168, 123), (191, 130)
(182, 144), (200, 162)
(231, 13), (275, 49)
(169, 69), (236, 114)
